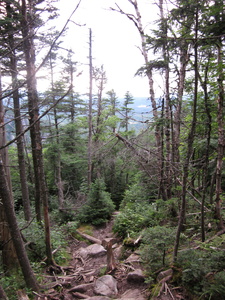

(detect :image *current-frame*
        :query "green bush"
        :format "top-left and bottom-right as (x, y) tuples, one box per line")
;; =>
(119, 180), (150, 209)
(77, 178), (115, 226)
(140, 226), (176, 274)
(202, 271), (225, 300)
(18, 217), (68, 264)
(113, 202), (160, 238)
(176, 249), (225, 299)
(1, 269), (30, 300)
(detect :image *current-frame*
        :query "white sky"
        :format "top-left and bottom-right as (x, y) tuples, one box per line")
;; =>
(49, 0), (163, 98)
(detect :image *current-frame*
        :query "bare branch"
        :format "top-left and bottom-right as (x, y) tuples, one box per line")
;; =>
(0, 85), (72, 150)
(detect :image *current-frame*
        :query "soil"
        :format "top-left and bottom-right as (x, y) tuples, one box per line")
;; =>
(33, 215), (185, 300)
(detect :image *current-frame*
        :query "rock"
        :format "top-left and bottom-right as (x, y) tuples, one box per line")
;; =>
(94, 275), (118, 297)
(157, 268), (173, 282)
(125, 253), (141, 268)
(79, 244), (107, 259)
(68, 283), (93, 293)
(119, 288), (146, 300)
(113, 244), (123, 260)
(127, 269), (145, 283)
(86, 297), (111, 300)
(125, 253), (140, 263)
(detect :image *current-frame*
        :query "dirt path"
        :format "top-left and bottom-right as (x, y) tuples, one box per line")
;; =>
(36, 215), (149, 299)
(66, 216), (149, 299)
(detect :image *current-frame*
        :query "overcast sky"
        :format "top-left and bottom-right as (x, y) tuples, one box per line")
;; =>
(52, 0), (162, 98)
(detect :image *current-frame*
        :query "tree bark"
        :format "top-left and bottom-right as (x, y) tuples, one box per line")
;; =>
(0, 156), (40, 292)
(49, 54), (65, 209)
(214, 40), (225, 231)
(173, 9), (199, 262)
(0, 67), (18, 271)
(6, 1), (31, 221)
(20, 0), (54, 265)
(88, 28), (93, 186)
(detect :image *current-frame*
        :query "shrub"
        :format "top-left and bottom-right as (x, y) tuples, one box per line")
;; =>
(77, 178), (115, 226)
(140, 226), (176, 274)
(18, 217), (68, 264)
(113, 202), (160, 238)
(176, 249), (225, 299)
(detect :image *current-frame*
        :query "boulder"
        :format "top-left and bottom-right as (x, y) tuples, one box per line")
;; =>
(94, 275), (118, 297)
(79, 244), (107, 259)
(120, 288), (146, 300)
(127, 269), (145, 283)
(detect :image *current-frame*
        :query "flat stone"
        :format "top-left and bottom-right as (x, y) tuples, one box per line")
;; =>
(94, 275), (118, 297)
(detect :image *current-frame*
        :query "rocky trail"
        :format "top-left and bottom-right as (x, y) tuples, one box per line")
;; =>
(31, 214), (186, 300)
(34, 213), (150, 300)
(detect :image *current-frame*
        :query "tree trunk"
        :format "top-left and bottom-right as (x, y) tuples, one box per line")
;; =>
(0, 156), (40, 292)
(6, 0), (31, 221)
(49, 54), (65, 209)
(214, 40), (225, 231)
(20, 0), (54, 265)
(88, 28), (93, 186)
(173, 9), (199, 262)
(0, 67), (18, 271)
(198, 52), (212, 242)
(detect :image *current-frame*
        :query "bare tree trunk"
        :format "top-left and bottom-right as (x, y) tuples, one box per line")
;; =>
(112, 0), (162, 189)
(0, 67), (18, 271)
(198, 52), (212, 241)
(215, 40), (225, 231)
(88, 28), (93, 186)
(158, 0), (171, 200)
(20, 0), (54, 265)
(49, 55), (65, 209)
(5, 0), (31, 221)
(173, 10), (199, 262)
(0, 156), (40, 292)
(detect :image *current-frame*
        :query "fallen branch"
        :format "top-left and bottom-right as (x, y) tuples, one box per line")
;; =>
(76, 230), (101, 244)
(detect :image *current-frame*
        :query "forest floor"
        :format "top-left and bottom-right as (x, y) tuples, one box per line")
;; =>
(33, 214), (185, 300)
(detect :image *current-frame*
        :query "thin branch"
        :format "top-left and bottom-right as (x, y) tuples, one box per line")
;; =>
(0, 85), (72, 150)
(0, 0), (82, 102)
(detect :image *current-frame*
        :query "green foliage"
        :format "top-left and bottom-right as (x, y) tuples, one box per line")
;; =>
(113, 175), (178, 238)
(18, 216), (68, 265)
(119, 182), (149, 209)
(201, 271), (225, 300)
(1, 269), (32, 300)
(77, 178), (115, 226)
(49, 196), (77, 225)
(140, 226), (176, 274)
(63, 221), (79, 236)
(113, 202), (160, 238)
(176, 249), (225, 299)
